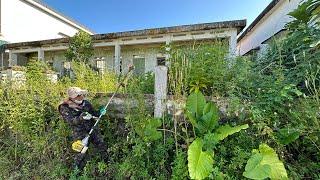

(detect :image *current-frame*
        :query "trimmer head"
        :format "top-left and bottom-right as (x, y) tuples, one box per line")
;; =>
(72, 136), (89, 154)
(72, 140), (84, 152)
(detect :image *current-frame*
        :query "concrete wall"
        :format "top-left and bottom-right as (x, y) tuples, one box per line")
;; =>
(45, 44), (161, 76)
(0, 0), (88, 43)
(94, 93), (231, 120)
(45, 51), (66, 74)
(121, 45), (160, 74)
(237, 0), (302, 55)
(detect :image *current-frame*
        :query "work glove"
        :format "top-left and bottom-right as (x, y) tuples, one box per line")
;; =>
(100, 107), (107, 116)
(81, 112), (93, 120)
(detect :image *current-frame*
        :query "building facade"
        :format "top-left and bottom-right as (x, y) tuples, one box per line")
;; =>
(4, 20), (246, 76)
(0, 0), (93, 43)
(237, 0), (303, 56)
(0, 0), (93, 74)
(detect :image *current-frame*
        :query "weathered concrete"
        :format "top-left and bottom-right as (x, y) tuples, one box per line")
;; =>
(38, 49), (45, 61)
(94, 93), (230, 120)
(8, 52), (17, 66)
(114, 43), (121, 74)
(154, 66), (168, 118)
(5, 20), (246, 49)
(94, 93), (154, 119)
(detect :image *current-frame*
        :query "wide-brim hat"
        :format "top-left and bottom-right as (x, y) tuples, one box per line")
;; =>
(67, 87), (88, 99)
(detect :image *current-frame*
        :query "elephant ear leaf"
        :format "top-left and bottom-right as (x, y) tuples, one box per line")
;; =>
(186, 111), (198, 127)
(186, 92), (206, 119)
(276, 127), (300, 145)
(243, 144), (288, 180)
(243, 153), (271, 180)
(212, 124), (249, 143)
(188, 139), (214, 180)
(198, 102), (219, 133)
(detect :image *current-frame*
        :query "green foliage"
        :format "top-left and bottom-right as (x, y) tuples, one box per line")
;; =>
(65, 30), (94, 62)
(196, 102), (220, 134)
(134, 117), (162, 142)
(308, 0), (320, 26)
(186, 91), (207, 121)
(276, 127), (300, 145)
(126, 72), (155, 94)
(187, 139), (213, 180)
(203, 124), (249, 150)
(185, 92), (248, 179)
(70, 61), (116, 94)
(186, 91), (248, 137)
(213, 124), (249, 142)
(288, 0), (312, 24)
(1, 2), (319, 179)
(0, 61), (70, 178)
(243, 144), (288, 180)
(171, 150), (189, 180)
(168, 41), (229, 96)
(0, 60), (116, 178)
(217, 4), (320, 178)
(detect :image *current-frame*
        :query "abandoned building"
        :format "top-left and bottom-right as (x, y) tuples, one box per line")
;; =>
(2, 20), (246, 78)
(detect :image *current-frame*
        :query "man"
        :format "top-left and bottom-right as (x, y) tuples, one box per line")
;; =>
(58, 87), (107, 169)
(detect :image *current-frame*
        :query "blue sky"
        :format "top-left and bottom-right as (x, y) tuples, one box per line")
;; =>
(43, 0), (272, 34)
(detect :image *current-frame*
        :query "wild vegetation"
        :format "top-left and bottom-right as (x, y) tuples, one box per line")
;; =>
(0, 0), (319, 179)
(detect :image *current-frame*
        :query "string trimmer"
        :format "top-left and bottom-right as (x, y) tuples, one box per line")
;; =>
(72, 65), (134, 154)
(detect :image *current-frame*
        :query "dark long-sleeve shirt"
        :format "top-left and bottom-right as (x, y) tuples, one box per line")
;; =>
(58, 100), (99, 140)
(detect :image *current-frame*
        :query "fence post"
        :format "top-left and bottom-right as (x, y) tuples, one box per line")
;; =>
(154, 65), (168, 118)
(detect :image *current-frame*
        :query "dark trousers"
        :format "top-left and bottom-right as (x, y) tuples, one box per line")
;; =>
(73, 130), (108, 170)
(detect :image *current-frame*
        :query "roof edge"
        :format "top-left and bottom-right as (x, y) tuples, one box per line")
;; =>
(93, 19), (246, 40)
(5, 19), (246, 49)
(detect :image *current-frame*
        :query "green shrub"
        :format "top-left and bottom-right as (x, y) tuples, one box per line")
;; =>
(167, 41), (229, 96)
(0, 59), (116, 178)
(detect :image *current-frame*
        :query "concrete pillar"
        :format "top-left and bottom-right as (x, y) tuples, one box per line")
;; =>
(114, 43), (121, 74)
(1, 53), (3, 70)
(38, 49), (45, 61)
(154, 65), (168, 118)
(229, 30), (238, 57)
(8, 52), (18, 67)
(165, 36), (172, 66)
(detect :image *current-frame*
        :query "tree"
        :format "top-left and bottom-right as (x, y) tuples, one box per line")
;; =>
(65, 31), (94, 63)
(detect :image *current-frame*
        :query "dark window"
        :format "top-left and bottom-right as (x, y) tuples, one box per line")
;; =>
(157, 57), (166, 66)
(133, 55), (145, 75)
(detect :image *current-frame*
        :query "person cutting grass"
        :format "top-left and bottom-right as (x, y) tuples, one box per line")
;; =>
(58, 87), (107, 169)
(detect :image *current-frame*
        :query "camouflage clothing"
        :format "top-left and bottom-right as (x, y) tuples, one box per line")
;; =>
(58, 99), (107, 169)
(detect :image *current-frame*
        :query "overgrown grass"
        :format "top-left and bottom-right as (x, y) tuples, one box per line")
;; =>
(0, 60), (116, 179)
(0, 1), (319, 178)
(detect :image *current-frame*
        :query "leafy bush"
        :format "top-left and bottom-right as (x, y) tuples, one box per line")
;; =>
(126, 72), (155, 94)
(1, 1), (319, 179)
(65, 30), (94, 63)
(0, 60), (116, 178)
(167, 41), (229, 96)
(185, 91), (248, 179)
